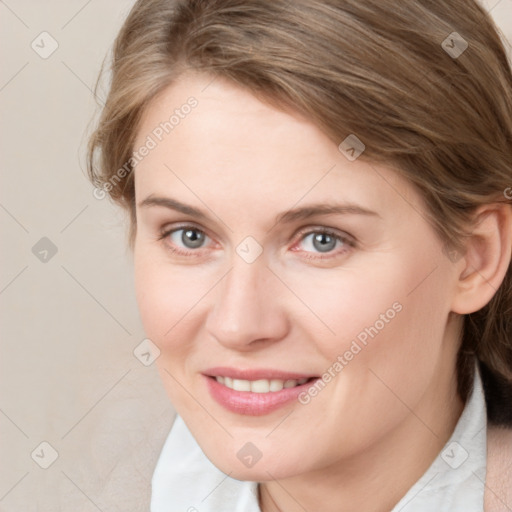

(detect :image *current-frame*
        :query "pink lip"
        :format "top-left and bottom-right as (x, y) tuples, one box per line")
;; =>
(202, 367), (319, 416)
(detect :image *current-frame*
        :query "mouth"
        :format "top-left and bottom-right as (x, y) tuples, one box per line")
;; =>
(211, 375), (315, 393)
(202, 367), (320, 415)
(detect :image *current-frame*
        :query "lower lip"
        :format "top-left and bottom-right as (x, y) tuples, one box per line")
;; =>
(204, 375), (318, 416)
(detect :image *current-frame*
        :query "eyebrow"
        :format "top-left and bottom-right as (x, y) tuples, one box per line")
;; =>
(139, 195), (210, 220)
(138, 195), (380, 225)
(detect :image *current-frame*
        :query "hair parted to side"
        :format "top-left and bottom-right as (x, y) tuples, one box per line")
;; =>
(87, 0), (512, 425)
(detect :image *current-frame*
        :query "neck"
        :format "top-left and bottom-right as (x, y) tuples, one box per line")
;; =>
(258, 357), (464, 512)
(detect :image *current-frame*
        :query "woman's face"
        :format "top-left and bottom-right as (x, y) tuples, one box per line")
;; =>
(133, 72), (461, 480)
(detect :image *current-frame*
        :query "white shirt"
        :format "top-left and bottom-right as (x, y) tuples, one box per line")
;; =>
(151, 367), (486, 511)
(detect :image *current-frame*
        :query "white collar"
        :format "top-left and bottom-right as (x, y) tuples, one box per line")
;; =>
(151, 366), (486, 511)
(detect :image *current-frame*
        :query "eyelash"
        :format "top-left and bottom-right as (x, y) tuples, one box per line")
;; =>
(157, 224), (355, 260)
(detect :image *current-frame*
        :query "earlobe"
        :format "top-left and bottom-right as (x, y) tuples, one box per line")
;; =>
(451, 204), (512, 315)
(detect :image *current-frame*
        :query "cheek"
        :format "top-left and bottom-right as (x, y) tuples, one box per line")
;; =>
(281, 269), (452, 464)
(134, 248), (196, 350)
(133, 250), (219, 416)
(134, 255), (167, 339)
(288, 249), (451, 388)
(285, 254), (436, 352)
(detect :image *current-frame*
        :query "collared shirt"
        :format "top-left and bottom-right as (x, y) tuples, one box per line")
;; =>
(151, 366), (487, 511)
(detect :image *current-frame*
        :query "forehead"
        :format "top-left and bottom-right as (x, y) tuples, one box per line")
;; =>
(135, 72), (336, 167)
(133, 72), (420, 221)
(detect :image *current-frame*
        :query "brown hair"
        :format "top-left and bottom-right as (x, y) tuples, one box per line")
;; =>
(87, 0), (512, 424)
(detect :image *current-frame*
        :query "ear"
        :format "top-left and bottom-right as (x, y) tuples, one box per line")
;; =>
(451, 203), (512, 315)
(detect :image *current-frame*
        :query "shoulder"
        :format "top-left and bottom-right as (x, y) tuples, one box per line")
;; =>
(484, 424), (512, 511)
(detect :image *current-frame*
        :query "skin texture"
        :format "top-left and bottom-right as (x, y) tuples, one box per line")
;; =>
(485, 426), (512, 510)
(132, 72), (511, 512)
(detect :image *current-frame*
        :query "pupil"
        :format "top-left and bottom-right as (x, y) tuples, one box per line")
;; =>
(313, 233), (336, 253)
(183, 229), (204, 248)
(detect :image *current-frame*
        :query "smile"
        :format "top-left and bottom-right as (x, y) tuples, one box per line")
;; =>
(203, 368), (319, 415)
(214, 376), (310, 393)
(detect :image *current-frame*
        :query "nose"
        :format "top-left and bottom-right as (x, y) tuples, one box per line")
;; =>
(205, 257), (289, 351)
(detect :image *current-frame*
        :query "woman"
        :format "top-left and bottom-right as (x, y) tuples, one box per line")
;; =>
(88, 0), (512, 510)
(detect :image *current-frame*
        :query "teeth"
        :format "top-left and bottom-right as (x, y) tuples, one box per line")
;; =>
(270, 379), (284, 392)
(215, 376), (310, 393)
(232, 379), (251, 391)
(251, 379), (270, 393)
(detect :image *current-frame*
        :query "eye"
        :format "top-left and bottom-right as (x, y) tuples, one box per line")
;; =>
(171, 228), (206, 249)
(292, 227), (354, 259)
(159, 225), (212, 256)
(301, 231), (338, 253)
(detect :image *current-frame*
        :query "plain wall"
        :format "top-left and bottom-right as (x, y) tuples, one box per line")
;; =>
(1, 1), (511, 510)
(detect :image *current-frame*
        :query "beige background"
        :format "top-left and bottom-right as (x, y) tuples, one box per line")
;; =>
(0, 1), (511, 510)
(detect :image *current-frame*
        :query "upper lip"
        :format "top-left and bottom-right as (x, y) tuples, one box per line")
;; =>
(203, 366), (318, 381)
